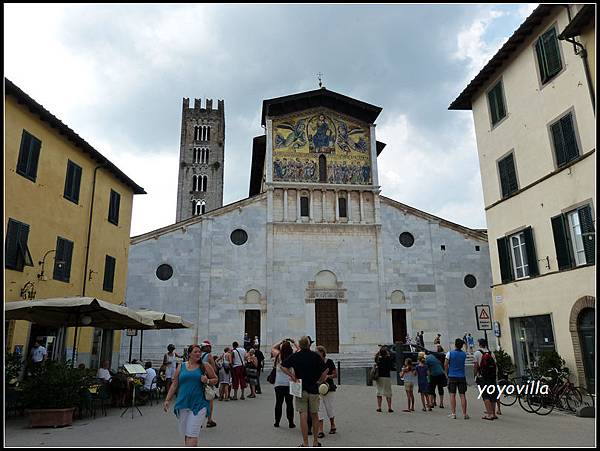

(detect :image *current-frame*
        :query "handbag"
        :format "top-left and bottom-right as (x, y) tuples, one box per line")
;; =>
(203, 383), (219, 401)
(370, 364), (379, 381)
(267, 367), (276, 384)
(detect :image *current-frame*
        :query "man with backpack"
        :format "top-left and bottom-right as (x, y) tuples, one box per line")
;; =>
(473, 338), (498, 420)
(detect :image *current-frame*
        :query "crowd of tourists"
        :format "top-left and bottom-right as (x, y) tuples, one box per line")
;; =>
(158, 332), (499, 447)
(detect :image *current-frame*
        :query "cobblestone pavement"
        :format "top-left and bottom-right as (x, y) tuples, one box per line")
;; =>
(5, 382), (595, 447)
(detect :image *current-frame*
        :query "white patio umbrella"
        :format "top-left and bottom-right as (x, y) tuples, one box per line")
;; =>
(131, 309), (193, 362)
(5, 297), (155, 365)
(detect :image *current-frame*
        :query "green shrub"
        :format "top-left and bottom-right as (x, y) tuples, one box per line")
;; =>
(5, 352), (24, 386)
(537, 350), (566, 376)
(493, 348), (515, 378)
(21, 360), (96, 409)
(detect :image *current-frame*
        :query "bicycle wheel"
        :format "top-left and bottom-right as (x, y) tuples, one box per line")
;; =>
(518, 390), (538, 413)
(528, 391), (554, 415)
(563, 387), (583, 412)
(497, 378), (518, 406)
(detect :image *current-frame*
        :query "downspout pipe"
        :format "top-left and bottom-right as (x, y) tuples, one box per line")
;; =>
(83, 165), (105, 297)
(560, 5), (595, 113)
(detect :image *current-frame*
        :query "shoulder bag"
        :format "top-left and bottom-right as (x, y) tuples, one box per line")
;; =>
(267, 355), (278, 384)
(201, 363), (219, 401)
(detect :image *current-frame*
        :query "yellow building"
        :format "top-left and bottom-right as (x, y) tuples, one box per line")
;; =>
(4, 78), (145, 368)
(450, 5), (595, 392)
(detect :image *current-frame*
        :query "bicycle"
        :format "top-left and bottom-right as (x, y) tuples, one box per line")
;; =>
(527, 368), (592, 415)
(516, 367), (543, 413)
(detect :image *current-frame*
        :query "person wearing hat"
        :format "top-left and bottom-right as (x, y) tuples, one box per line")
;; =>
(316, 345), (337, 438)
(201, 340), (218, 428)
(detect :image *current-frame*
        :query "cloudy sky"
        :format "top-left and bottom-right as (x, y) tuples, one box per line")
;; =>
(5, 3), (537, 237)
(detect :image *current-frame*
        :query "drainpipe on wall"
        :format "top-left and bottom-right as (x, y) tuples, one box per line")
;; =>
(560, 5), (595, 113)
(83, 165), (105, 297)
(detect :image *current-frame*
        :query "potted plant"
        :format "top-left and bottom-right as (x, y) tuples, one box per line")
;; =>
(493, 348), (515, 380)
(21, 360), (96, 427)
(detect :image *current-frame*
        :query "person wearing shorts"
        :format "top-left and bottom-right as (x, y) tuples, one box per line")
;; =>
(374, 346), (394, 413)
(445, 338), (469, 419)
(425, 353), (445, 409)
(400, 358), (417, 412)
(280, 336), (328, 448)
(230, 341), (247, 400)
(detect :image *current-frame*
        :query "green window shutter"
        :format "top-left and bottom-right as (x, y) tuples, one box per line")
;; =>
(16, 131), (32, 176)
(109, 190), (120, 225)
(578, 205), (595, 265)
(72, 165), (82, 204)
(28, 136), (41, 181)
(64, 162), (74, 200)
(64, 161), (82, 203)
(488, 83), (506, 126)
(551, 214), (573, 270)
(559, 113), (579, 163)
(497, 237), (514, 283)
(551, 120), (567, 167)
(5, 219), (20, 270)
(498, 154), (518, 198)
(53, 238), (65, 281)
(488, 89), (499, 125)
(54, 237), (74, 282)
(543, 28), (562, 79)
(103, 255), (116, 292)
(523, 226), (539, 276)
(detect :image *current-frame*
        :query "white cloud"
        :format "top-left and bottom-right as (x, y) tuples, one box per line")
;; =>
(518, 4), (538, 19)
(377, 113), (486, 229)
(453, 8), (509, 82)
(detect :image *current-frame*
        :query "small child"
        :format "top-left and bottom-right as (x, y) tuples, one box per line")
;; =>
(416, 353), (429, 411)
(400, 357), (417, 412)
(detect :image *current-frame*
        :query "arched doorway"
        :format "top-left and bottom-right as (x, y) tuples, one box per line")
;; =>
(578, 308), (595, 393)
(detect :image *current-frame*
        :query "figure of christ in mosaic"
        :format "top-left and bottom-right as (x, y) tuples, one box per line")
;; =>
(308, 114), (336, 153)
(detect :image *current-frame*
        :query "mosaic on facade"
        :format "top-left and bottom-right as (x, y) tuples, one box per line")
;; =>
(273, 110), (371, 184)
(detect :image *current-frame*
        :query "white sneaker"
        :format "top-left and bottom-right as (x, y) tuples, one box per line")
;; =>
(448, 413), (456, 419)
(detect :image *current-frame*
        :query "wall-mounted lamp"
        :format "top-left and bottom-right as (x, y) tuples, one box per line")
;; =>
(88, 269), (98, 281)
(20, 281), (36, 300)
(81, 315), (92, 326)
(38, 250), (63, 281)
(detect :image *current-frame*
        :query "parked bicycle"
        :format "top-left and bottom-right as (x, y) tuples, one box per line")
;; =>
(527, 367), (595, 415)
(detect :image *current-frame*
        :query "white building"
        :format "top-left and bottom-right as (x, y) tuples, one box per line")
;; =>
(123, 88), (493, 363)
(450, 4), (595, 391)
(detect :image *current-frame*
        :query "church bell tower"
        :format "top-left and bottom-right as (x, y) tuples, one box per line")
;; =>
(176, 97), (225, 222)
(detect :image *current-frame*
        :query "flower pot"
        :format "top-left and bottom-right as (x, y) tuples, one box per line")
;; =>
(26, 407), (76, 428)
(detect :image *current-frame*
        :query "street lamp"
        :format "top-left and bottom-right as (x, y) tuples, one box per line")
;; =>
(37, 250), (65, 281)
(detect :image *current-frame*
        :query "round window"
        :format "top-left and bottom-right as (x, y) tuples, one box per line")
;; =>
(230, 229), (248, 246)
(156, 264), (173, 281)
(464, 274), (477, 288)
(399, 232), (415, 247)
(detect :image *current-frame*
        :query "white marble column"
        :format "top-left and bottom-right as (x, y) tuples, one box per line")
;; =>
(359, 191), (365, 223)
(335, 190), (339, 222)
(283, 189), (288, 222)
(296, 190), (301, 222)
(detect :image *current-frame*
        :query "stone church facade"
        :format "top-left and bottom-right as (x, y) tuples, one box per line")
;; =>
(122, 88), (493, 362)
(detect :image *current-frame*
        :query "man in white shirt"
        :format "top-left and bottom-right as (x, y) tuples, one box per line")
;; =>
(96, 360), (112, 382)
(30, 340), (47, 365)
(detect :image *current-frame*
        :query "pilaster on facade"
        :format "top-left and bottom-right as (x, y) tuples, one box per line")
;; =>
(335, 190), (340, 222)
(309, 189), (314, 223)
(283, 189), (288, 221)
(266, 119), (273, 184)
(359, 191), (365, 224)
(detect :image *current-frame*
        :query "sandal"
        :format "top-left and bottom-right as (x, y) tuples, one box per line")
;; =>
(481, 416), (494, 420)
(402, 409), (411, 412)
(317, 432), (325, 439)
(388, 409), (394, 413)
(422, 408), (427, 412)
(376, 408), (382, 412)
(329, 429), (336, 434)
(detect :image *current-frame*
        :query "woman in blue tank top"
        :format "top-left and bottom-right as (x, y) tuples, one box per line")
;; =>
(163, 344), (218, 447)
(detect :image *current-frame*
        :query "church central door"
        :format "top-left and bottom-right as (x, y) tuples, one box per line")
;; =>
(315, 299), (339, 353)
(245, 310), (261, 349)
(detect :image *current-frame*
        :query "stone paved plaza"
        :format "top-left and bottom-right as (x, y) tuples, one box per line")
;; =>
(5, 383), (595, 447)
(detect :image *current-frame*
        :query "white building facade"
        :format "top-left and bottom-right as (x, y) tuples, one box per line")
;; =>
(123, 88), (493, 362)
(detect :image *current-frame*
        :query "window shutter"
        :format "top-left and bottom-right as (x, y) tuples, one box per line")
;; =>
(17, 131), (32, 175)
(551, 121), (567, 167)
(28, 137), (41, 180)
(54, 238), (65, 280)
(543, 29), (562, 79)
(73, 165), (82, 203)
(488, 89), (499, 125)
(103, 255), (116, 292)
(5, 220), (20, 269)
(559, 113), (579, 163)
(113, 192), (120, 224)
(498, 154), (517, 198)
(535, 38), (548, 82)
(578, 205), (595, 265)
(551, 214), (573, 270)
(497, 237), (514, 283)
(63, 240), (73, 282)
(523, 226), (539, 276)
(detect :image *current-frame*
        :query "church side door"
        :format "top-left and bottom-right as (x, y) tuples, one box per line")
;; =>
(392, 309), (407, 344)
(315, 299), (339, 353)
(244, 310), (261, 348)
